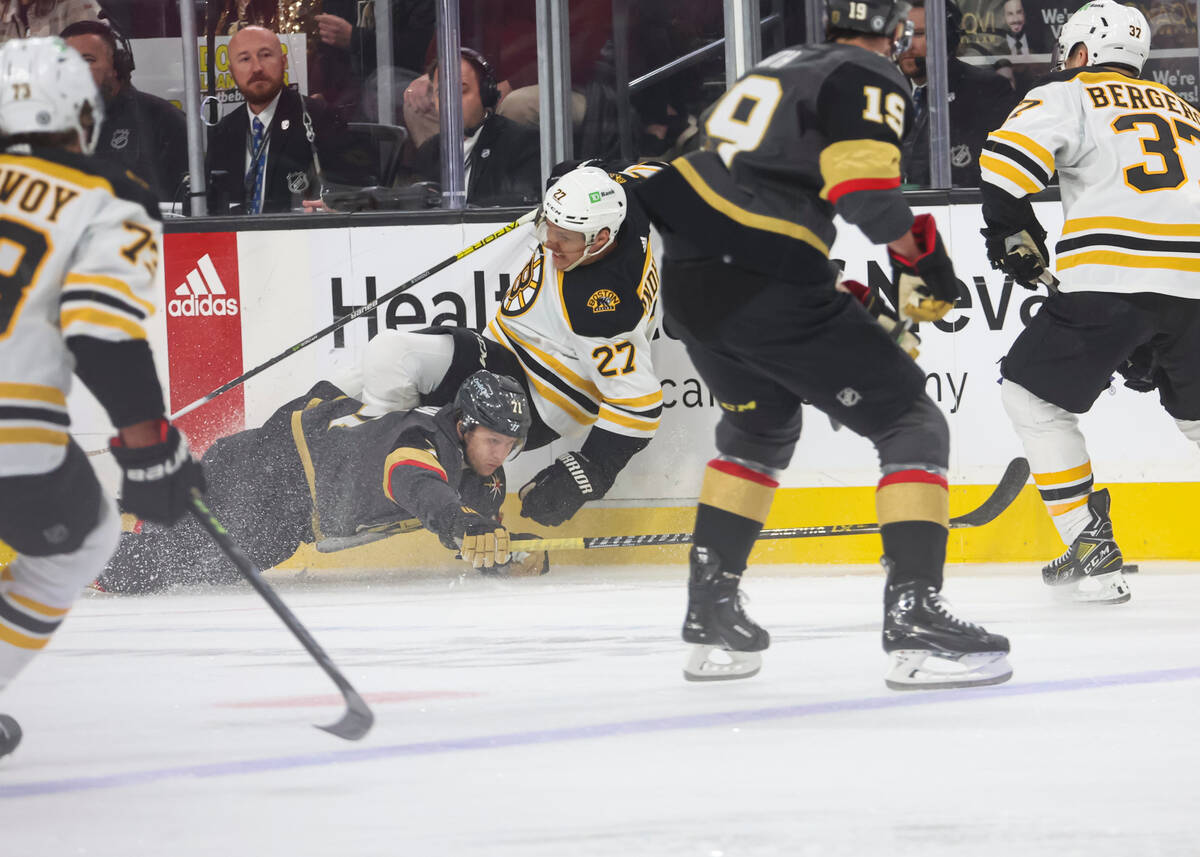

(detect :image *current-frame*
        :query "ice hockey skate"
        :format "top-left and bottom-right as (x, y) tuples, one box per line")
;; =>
(682, 546), (769, 681)
(1042, 489), (1130, 605)
(882, 579), (1012, 690)
(0, 713), (22, 760)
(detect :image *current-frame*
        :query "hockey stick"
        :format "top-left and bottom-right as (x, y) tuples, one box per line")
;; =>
(169, 209), (538, 422)
(188, 489), (374, 741)
(511, 457), (1030, 553)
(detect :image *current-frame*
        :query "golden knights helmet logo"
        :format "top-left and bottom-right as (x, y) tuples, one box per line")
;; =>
(501, 250), (544, 317)
(587, 289), (620, 313)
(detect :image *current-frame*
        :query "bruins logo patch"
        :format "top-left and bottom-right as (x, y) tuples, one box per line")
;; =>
(501, 251), (544, 317)
(586, 289), (620, 313)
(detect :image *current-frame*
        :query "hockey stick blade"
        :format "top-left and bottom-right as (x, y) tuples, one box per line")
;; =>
(188, 490), (374, 741)
(510, 457), (1030, 553)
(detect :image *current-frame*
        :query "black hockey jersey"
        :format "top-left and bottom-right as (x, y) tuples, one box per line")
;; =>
(637, 43), (915, 283)
(285, 384), (504, 550)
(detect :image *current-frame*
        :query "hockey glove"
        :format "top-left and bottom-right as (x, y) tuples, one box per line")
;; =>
(519, 451), (610, 526)
(483, 534), (550, 577)
(109, 419), (205, 525)
(981, 224), (1058, 290)
(840, 279), (921, 359)
(888, 214), (959, 322)
(449, 508), (511, 569)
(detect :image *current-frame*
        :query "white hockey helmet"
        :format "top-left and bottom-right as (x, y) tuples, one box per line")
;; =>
(535, 166), (627, 271)
(0, 38), (103, 155)
(1055, 1), (1151, 74)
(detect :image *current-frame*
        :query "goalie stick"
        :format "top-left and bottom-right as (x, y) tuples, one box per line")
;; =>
(511, 457), (1030, 553)
(188, 490), (374, 741)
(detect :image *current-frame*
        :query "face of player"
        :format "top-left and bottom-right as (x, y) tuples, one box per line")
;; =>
(229, 27), (286, 110)
(461, 424), (518, 475)
(897, 5), (926, 80)
(1004, 0), (1026, 34)
(432, 58), (487, 134)
(66, 33), (119, 102)
(542, 222), (611, 270)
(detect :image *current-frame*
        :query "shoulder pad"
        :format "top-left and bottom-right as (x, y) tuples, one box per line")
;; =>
(561, 242), (653, 338)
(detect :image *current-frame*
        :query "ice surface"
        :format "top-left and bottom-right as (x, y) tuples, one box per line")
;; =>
(2, 563), (1198, 856)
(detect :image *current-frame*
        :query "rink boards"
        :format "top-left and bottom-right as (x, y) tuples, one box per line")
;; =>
(56, 202), (1200, 567)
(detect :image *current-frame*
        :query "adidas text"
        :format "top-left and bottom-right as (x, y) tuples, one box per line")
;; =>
(168, 295), (239, 317)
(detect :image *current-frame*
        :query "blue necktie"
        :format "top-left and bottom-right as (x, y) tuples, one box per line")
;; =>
(249, 116), (266, 214)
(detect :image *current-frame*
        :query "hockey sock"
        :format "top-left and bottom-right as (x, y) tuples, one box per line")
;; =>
(877, 467), (949, 589)
(1032, 460), (1095, 545)
(694, 458), (779, 574)
(0, 570), (70, 690)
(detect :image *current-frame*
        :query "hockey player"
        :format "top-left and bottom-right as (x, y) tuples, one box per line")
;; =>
(97, 371), (544, 593)
(0, 39), (203, 760)
(353, 162), (664, 527)
(635, 0), (1012, 688)
(980, 0), (1197, 605)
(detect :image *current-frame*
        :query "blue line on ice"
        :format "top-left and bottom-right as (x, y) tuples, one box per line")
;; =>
(3, 665), (1197, 799)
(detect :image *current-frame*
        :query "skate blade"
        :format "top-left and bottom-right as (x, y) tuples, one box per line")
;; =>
(683, 645), (762, 682)
(1060, 570), (1131, 605)
(885, 650), (1013, 691)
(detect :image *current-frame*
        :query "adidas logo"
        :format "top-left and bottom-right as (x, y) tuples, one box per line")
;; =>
(168, 254), (239, 317)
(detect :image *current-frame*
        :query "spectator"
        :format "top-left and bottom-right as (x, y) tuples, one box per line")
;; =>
(899, 0), (1017, 188)
(1002, 0), (1049, 56)
(314, 0), (434, 121)
(206, 25), (366, 214)
(62, 20), (188, 203)
(411, 49), (540, 207)
(0, 0), (98, 42)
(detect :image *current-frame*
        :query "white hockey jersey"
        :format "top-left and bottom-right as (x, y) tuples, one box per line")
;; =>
(0, 150), (161, 476)
(486, 169), (663, 444)
(981, 69), (1200, 299)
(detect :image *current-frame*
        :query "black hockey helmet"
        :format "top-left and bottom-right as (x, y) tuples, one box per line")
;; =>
(827, 0), (913, 43)
(455, 370), (531, 449)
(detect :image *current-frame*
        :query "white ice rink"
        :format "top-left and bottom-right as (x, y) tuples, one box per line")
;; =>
(2, 563), (1198, 856)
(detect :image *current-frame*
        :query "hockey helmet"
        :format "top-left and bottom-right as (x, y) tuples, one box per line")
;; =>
(0, 38), (103, 155)
(535, 166), (627, 271)
(455, 370), (531, 451)
(1056, 1), (1150, 73)
(826, 0), (914, 53)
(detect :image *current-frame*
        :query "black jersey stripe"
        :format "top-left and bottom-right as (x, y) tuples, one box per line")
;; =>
(59, 289), (148, 320)
(607, 402), (663, 419)
(983, 140), (1052, 186)
(1056, 232), (1200, 255)
(0, 405), (71, 425)
(500, 332), (600, 416)
(1037, 477), (1094, 502)
(0, 594), (62, 636)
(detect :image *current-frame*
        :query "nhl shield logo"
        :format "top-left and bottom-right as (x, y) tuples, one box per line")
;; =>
(287, 171), (310, 193)
(501, 251), (544, 317)
(110, 128), (131, 150)
(837, 387), (862, 407)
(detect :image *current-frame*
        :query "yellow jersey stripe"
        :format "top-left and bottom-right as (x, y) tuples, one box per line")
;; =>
(7, 592), (70, 617)
(64, 272), (156, 315)
(0, 382), (65, 406)
(526, 372), (593, 426)
(60, 307), (146, 340)
(290, 409), (324, 541)
(605, 389), (664, 408)
(1047, 496), (1090, 516)
(0, 427), (69, 445)
(0, 621), (50, 650)
(494, 317), (601, 402)
(1061, 217), (1200, 237)
(598, 404), (660, 432)
(672, 157), (830, 255)
(979, 153), (1041, 194)
(1, 155), (115, 193)
(1057, 250), (1200, 273)
(1033, 462), (1092, 486)
(383, 447), (447, 502)
(988, 129), (1055, 174)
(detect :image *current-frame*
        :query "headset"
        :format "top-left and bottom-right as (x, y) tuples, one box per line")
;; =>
(59, 20), (135, 83)
(427, 46), (500, 111)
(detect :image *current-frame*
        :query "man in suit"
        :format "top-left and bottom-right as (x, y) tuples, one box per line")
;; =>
(206, 25), (365, 214)
(411, 49), (541, 207)
(1002, 0), (1049, 56)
